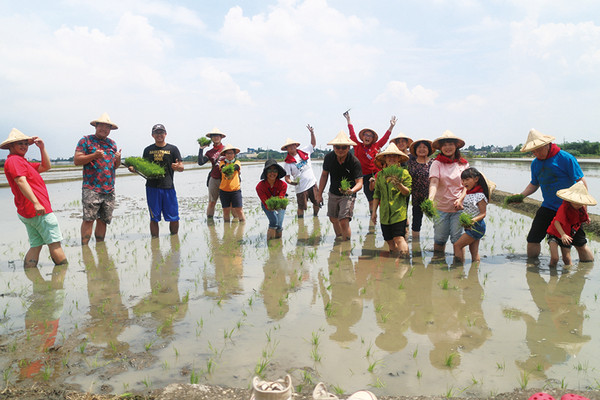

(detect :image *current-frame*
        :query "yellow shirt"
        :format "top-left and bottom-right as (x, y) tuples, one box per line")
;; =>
(219, 160), (241, 192)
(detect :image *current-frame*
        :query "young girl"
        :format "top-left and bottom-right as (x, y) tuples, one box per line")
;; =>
(546, 181), (596, 267)
(256, 159), (288, 240)
(371, 143), (412, 256)
(453, 168), (489, 262)
(219, 144), (245, 222)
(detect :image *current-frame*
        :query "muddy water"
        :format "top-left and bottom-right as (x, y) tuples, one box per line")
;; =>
(0, 162), (599, 397)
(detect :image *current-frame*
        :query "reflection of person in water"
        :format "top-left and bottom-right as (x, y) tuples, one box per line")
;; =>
(133, 236), (188, 337)
(261, 244), (291, 320)
(19, 263), (67, 378)
(82, 242), (129, 353)
(517, 265), (592, 377)
(204, 222), (245, 299)
(296, 214), (322, 247)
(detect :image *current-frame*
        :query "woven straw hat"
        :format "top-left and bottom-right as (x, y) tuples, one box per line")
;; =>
(0, 128), (34, 150)
(327, 130), (357, 146)
(556, 181), (597, 206)
(206, 127), (226, 138)
(390, 132), (414, 148)
(409, 138), (433, 156)
(432, 130), (465, 150)
(90, 112), (118, 130)
(280, 138), (301, 151)
(374, 142), (409, 169)
(220, 144), (240, 155)
(358, 128), (378, 143)
(520, 128), (555, 152)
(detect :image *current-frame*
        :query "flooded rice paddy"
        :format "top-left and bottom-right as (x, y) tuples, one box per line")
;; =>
(0, 160), (599, 398)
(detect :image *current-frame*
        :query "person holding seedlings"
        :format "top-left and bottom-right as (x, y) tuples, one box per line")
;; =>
(2, 128), (68, 268)
(74, 112), (121, 245)
(129, 124), (183, 237)
(407, 139), (433, 237)
(198, 128), (226, 219)
(517, 129), (588, 260)
(344, 110), (397, 219)
(428, 130), (469, 257)
(282, 124), (320, 218)
(256, 159), (288, 240)
(546, 181), (596, 267)
(317, 131), (363, 241)
(219, 144), (245, 222)
(371, 143), (412, 256)
(453, 167), (489, 262)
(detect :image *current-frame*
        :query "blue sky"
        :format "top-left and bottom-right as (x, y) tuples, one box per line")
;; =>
(1, 0), (599, 158)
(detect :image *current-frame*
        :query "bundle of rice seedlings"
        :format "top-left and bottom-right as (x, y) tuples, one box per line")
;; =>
(123, 157), (165, 178)
(340, 178), (352, 193)
(265, 196), (289, 210)
(459, 212), (474, 228)
(420, 199), (438, 220)
(381, 164), (404, 187)
(197, 137), (212, 146)
(222, 163), (235, 178)
(504, 194), (525, 205)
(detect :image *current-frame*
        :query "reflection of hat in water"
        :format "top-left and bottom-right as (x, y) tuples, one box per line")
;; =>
(557, 181), (597, 206)
(374, 142), (409, 169)
(0, 128), (34, 149)
(90, 112), (118, 130)
(328, 130), (357, 146)
(432, 130), (465, 150)
(375, 331), (408, 352)
(520, 128), (555, 152)
(260, 159), (286, 180)
(206, 127), (226, 138)
(280, 138), (301, 151)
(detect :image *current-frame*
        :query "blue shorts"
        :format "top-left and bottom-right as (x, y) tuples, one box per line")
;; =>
(433, 210), (463, 245)
(146, 187), (179, 222)
(465, 219), (486, 240)
(19, 212), (64, 248)
(220, 189), (243, 208)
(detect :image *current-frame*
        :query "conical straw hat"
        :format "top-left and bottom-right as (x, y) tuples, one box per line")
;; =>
(432, 130), (465, 150)
(390, 132), (414, 148)
(0, 128), (33, 149)
(556, 181), (597, 206)
(206, 127), (226, 138)
(280, 138), (301, 151)
(409, 138), (433, 156)
(327, 130), (357, 146)
(219, 143), (240, 155)
(90, 112), (118, 130)
(520, 128), (555, 152)
(374, 142), (408, 169)
(358, 128), (378, 143)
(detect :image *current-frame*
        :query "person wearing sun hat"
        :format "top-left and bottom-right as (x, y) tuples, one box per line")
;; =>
(428, 130), (469, 257)
(317, 130), (363, 241)
(517, 128), (587, 259)
(545, 181), (595, 267)
(2, 128), (67, 268)
(74, 112), (121, 245)
(218, 144), (245, 222)
(407, 139), (434, 236)
(256, 159), (288, 240)
(198, 127), (226, 219)
(281, 124), (320, 218)
(390, 132), (414, 158)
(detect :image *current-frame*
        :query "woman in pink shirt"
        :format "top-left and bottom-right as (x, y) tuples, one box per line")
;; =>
(428, 131), (469, 258)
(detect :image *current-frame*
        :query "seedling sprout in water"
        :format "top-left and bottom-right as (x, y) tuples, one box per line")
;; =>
(265, 196), (289, 210)
(197, 137), (212, 146)
(124, 157), (165, 179)
(420, 199), (438, 220)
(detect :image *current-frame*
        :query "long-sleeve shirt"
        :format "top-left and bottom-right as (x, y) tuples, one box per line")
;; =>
(348, 124), (391, 175)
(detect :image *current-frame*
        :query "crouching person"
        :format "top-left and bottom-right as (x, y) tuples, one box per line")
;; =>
(256, 159), (288, 240)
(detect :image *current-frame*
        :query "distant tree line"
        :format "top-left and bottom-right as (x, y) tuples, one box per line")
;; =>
(465, 140), (600, 158)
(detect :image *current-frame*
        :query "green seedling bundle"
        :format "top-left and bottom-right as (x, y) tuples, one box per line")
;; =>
(265, 196), (289, 210)
(340, 178), (352, 193)
(459, 212), (474, 228)
(420, 199), (438, 220)
(124, 157), (165, 179)
(504, 194), (525, 205)
(197, 137), (212, 146)
(381, 164), (405, 187)
(222, 163), (236, 178)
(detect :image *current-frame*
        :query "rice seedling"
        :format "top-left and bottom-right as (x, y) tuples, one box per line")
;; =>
(560, 377), (568, 389)
(123, 157), (165, 178)
(413, 347), (418, 358)
(265, 196), (289, 210)
(459, 212), (474, 228)
(372, 377), (385, 388)
(367, 359), (383, 373)
(504, 194), (524, 205)
(416, 370), (422, 379)
(197, 137), (212, 146)
(340, 178), (352, 193)
(142, 377), (152, 388)
(517, 370), (529, 389)
(420, 199), (438, 220)
(332, 385), (344, 396)
(445, 352), (458, 368)
(221, 163), (235, 178)
(311, 347), (321, 362)
(444, 386), (455, 398)
(190, 369), (200, 384)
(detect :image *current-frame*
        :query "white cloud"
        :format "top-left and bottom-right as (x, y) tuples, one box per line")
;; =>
(374, 81), (439, 106)
(447, 94), (486, 111)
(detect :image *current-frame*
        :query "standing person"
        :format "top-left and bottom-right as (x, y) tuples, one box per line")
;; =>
(317, 131), (363, 241)
(517, 129), (587, 259)
(407, 139), (434, 237)
(428, 130), (469, 257)
(198, 128), (226, 219)
(370, 143), (412, 256)
(282, 124), (320, 218)
(453, 168), (489, 262)
(2, 128), (67, 268)
(256, 159), (288, 240)
(219, 144), (245, 222)
(390, 132), (414, 160)
(344, 111), (397, 218)
(129, 124), (183, 237)
(74, 112), (121, 245)
(546, 181), (595, 267)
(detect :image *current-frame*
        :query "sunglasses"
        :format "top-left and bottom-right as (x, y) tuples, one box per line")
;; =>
(334, 145), (349, 150)
(267, 168), (279, 173)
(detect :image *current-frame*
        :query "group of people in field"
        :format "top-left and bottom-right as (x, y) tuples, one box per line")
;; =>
(1, 111), (596, 270)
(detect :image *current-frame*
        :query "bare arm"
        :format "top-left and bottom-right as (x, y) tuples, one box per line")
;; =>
(14, 176), (46, 215)
(74, 150), (103, 166)
(371, 198), (380, 224)
(471, 199), (487, 223)
(349, 177), (363, 195)
(32, 137), (51, 173)
(171, 158), (184, 172)
(554, 219), (572, 245)
(317, 170), (329, 203)
(307, 124), (316, 147)
(428, 177), (439, 201)
(520, 183), (539, 197)
(114, 148), (122, 169)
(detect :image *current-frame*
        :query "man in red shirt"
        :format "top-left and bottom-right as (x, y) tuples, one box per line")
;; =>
(2, 128), (67, 268)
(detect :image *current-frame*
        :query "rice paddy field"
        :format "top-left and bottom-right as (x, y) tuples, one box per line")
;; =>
(0, 160), (599, 398)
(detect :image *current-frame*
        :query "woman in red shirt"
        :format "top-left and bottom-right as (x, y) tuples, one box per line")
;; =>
(256, 159), (288, 240)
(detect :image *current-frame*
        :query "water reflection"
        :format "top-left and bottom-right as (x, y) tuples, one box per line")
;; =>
(261, 243), (290, 320)
(296, 216), (322, 247)
(204, 222), (245, 299)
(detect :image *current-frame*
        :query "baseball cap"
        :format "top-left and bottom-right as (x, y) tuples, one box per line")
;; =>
(152, 124), (167, 134)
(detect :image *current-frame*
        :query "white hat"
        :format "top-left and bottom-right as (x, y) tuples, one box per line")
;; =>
(520, 128), (555, 152)
(206, 127), (226, 138)
(374, 142), (408, 169)
(0, 128), (34, 150)
(390, 132), (414, 148)
(90, 112), (118, 130)
(220, 144), (240, 155)
(281, 138), (301, 151)
(556, 181), (597, 206)
(327, 130), (357, 146)
(432, 130), (465, 150)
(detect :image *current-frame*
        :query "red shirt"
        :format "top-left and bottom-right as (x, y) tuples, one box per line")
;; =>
(255, 179), (288, 208)
(547, 201), (589, 237)
(4, 154), (53, 218)
(348, 124), (391, 175)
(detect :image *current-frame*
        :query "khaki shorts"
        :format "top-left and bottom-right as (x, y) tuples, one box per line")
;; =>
(296, 185), (319, 211)
(208, 176), (221, 203)
(82, 188), (115, 224)
(327, 193), (355, 220)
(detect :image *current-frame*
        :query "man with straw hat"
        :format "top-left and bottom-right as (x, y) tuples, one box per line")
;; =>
(198, 127), (226, 220)
(317, 131), (363, 241)
(2, 128), (67, 268)
(281, 124), (320, 218)
(74, 112), (121, 245)
(546, 181), (595, 267)
(517, 128), (587, 259)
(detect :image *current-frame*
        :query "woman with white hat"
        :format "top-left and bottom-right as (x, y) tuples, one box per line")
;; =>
(198, 128), (226, 219)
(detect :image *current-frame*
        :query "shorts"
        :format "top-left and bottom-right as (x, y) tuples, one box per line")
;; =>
(82, 188), (115, 224)
(19, 212), (63, 248)
(546, 228), (587, 249)
(220, 189), (243, 208)
(327, 193), (355, 220)
(208, 176), (221, 203)
(362, 173), (375, 201)
(465, 219), (486, 240)
(527, 206), (556, 244)
(381, 220), (407, 241)
(297, 185), (320, 210)
(433, 210), (463, 245)
(146, 186), (179, 222)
